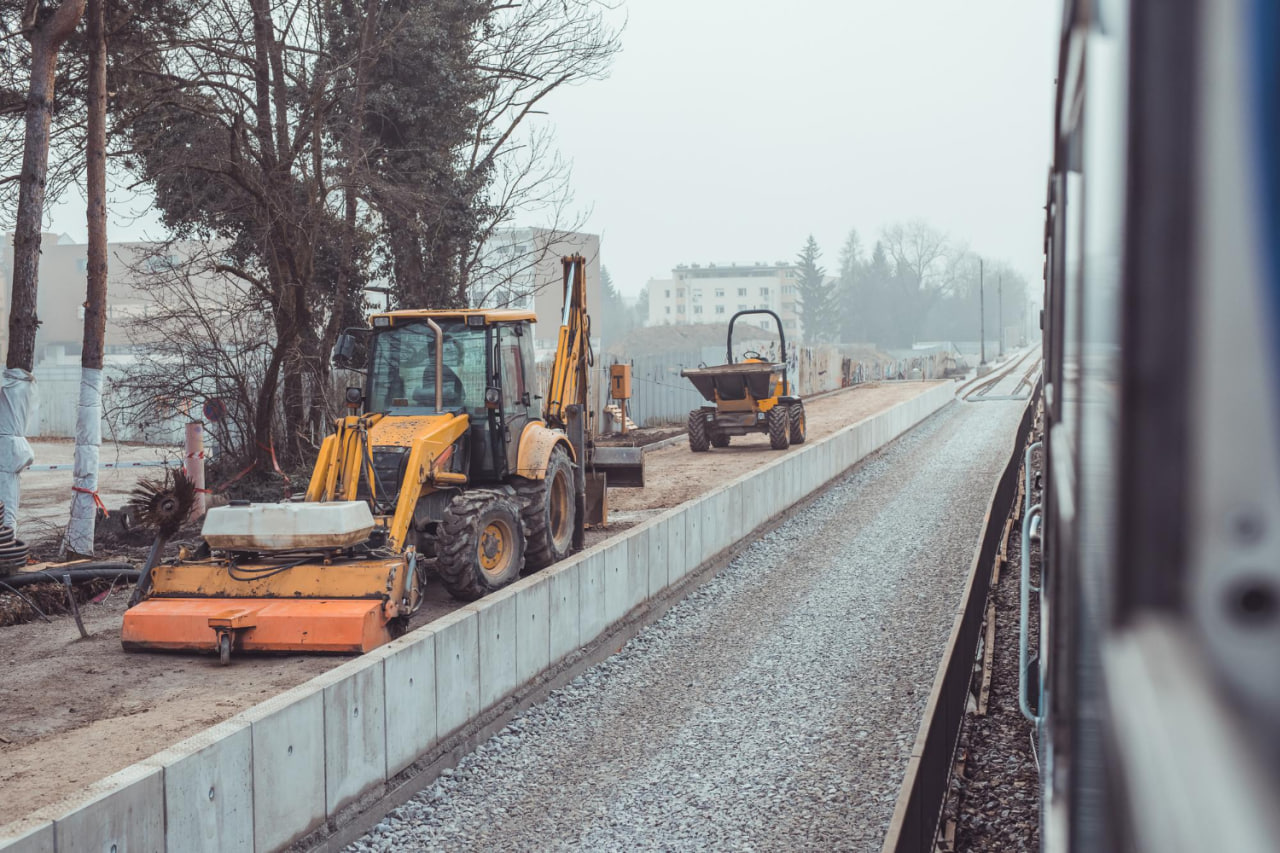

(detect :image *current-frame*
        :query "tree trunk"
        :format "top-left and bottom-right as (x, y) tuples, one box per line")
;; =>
(63, 0), (108, 558)
(0, 0), (88, 531)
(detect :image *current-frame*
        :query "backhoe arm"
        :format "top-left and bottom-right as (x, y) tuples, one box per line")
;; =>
(544, 255), (590, 430)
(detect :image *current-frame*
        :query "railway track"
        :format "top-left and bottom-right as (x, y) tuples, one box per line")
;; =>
(955, 345), (1042, 402)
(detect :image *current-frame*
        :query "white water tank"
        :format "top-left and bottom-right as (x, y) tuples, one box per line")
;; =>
(202, 501), (375, 551)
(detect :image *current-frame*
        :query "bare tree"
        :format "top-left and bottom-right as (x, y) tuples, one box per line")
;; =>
(6, 0), (85, 370)
(0, 0), (85, 530)
(455, 0), (619, 304)
(880, 219), (955, 345)
(61, 0), (106, 557)
(108, 243), (284, 470)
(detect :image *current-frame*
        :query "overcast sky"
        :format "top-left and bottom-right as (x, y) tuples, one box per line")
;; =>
(47, 0), (1058, 301)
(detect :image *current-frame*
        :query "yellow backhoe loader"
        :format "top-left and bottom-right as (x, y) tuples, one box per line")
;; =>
(122, 256), (640, 661)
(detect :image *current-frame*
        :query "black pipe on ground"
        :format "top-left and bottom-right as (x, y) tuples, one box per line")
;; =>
(0, 563), (138, 588)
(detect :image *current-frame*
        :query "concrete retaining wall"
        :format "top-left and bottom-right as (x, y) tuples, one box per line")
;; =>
(0, 382), (955, 853)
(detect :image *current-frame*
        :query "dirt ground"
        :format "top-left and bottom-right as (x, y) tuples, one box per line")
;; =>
(610, 381), (939, 513)
(0, 380), (944, 827)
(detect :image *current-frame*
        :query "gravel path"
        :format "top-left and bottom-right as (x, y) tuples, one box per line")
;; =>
(351, 399), (1024, 852)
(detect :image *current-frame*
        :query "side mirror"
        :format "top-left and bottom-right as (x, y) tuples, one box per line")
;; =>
(333, 334), (356, 368)
(332, 329), (369, 370)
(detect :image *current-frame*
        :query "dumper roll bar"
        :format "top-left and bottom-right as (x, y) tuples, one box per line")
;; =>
(727, 309), (788, 391)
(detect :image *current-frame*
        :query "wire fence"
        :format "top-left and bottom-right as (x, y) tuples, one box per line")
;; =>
(594, 344), (961, 428)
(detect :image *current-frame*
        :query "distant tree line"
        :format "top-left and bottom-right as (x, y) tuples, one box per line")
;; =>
(795, 221), (1031, 350)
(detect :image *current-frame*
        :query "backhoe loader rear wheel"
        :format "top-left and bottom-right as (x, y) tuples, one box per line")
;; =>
(768, 405), (791, 450)
(514, 446), (576, 572)
(688, 410), (711, 452)
(789, 403), (807, 444)
(437, 489), (526, 601)
(711, 432), (731, 448)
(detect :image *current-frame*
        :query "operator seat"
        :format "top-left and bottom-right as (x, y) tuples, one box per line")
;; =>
(414, 365), (465, 408)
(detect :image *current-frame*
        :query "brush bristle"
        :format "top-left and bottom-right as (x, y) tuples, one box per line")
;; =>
(127, 469), (197, 539)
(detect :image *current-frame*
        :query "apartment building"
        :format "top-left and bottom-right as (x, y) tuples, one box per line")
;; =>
(646, 261), (804, 339)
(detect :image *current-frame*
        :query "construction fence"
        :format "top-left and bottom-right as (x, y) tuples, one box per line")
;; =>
(593, 343), (959, 429)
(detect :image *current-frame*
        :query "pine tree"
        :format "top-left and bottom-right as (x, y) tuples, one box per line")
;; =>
(795, 235), (838, 343)
(836, 229), (863, 343)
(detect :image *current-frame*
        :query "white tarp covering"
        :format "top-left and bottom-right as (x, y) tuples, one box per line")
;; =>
(63, 367), (103, 556)
(0, 367), (36, 529)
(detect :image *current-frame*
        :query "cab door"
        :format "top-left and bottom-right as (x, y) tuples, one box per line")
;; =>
(497, 323), (535, 473)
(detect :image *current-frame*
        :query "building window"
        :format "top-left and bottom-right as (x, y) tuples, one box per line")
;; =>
(677, 304), (685, 313)
(714, 288), (725, 297)
(783, 285), (796, 294)
(665, 289), (671, 298)
(737, 288), (747, 297)
(760, 287), (770, 297)
(784, 319), (796, 328)
(715, 305), (725, 314)
(738, 304), (748, 311)
(677, 288), (684, 297)
(694, 306), (703, 315)
(665, 306), (671, 314)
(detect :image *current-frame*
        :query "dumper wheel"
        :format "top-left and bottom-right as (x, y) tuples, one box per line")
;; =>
(711, 432), (731, 448)
(437, 489), (526, 601)
(514, 445), (576, 572)
(688, 410), (711, 452)
(768, 405), (791, 450)
(789, 403), (807, 445)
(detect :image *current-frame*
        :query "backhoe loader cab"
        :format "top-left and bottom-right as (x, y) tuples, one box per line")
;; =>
(357, 311), (542, 482)
(680, 309), (807, 452)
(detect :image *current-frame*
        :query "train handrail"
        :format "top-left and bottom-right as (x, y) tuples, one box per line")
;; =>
(1020, 501), (1044, 725)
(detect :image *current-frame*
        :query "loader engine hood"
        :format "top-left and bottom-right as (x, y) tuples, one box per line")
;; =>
(363, 412), (468, 447)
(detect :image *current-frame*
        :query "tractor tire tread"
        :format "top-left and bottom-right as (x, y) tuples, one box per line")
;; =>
(768, 405), (790, 450)
(688, 410), (711, 452)
(789, 402), (807, 444)
(435, 488), (523, 601)
(513, 446), (575, 571)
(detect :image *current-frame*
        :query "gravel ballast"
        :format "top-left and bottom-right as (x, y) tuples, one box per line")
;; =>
(350, 399), (1025, 852)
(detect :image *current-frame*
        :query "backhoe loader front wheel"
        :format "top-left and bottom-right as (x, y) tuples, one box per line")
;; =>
(789, 403), (807, 444)
(437, 489), (526, 601)
(768, 405), (791, 450)
(688, 410), (711, 452)
(514, 446), (576, 572)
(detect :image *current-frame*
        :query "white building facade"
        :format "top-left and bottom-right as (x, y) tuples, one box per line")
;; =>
(646, 262), (803, 339)
(466, 226), (600, 351)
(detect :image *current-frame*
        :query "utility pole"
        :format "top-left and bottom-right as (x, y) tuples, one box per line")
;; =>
(978, 258), (986, 366)
(998, 274), (1004, 357)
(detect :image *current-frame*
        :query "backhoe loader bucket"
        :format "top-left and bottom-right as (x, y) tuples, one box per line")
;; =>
(590, 445), (645, 488)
